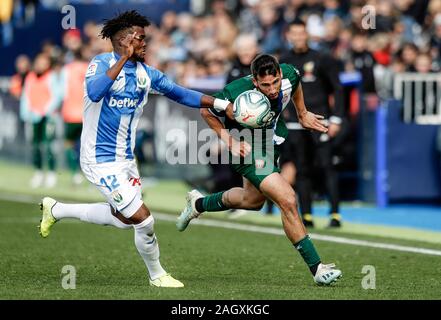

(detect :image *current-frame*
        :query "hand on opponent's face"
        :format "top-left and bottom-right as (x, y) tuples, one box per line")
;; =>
(119, 31), (136, 58)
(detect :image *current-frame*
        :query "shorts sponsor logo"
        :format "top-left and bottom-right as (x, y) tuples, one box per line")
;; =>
(129, 177), (141, 186)
(111, 191), (123, 204)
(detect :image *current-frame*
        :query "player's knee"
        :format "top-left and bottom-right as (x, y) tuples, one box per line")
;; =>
(278, 194), (297, 213)
(127, 202), (150, 224)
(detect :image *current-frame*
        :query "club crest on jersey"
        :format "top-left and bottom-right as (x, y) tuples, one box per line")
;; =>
(282, 92), (290, 104)
(302, 61), (316, 82)
(111, 191), (123, 204)
(137, 77), (147, 88)
(255, 159), (266, 169)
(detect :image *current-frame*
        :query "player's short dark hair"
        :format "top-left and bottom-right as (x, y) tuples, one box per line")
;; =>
(100, 10), (151, 41)
(251, 54), (280, 78)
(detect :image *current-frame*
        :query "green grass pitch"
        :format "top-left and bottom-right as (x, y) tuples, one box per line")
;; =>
(1, 198), (441, 300)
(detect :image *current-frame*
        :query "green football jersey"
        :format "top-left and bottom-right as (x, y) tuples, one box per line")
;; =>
(213, 63), (301, 145)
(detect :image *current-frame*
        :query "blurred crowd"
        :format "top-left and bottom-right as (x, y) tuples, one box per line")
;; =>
(7, 0), (441, 98)
(5, 0), (441, 192)
(147, 0), (441, 99)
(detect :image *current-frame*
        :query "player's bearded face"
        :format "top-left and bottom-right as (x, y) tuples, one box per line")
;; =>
(253, 73), (282, 100)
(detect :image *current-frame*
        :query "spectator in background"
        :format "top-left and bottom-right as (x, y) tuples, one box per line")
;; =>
(321, 16), (344, 56)
(171, 13), (193, 48)
(83, 21), (113, 56)
(20, 53), (60, 189)
(226, 33), (260, 83)
(160, 10), (178, 35)
(414, 52), (434, 73)
(213, 9), (238, 50)
(23, 0), (39, 23)
(83, 20), (99, 44)
(375, 0), (397, 33)
(237, 0), (261, 36)
(305, 13), (326, 50)
(347, 31), (377, 94)
(378, 56), (406, 99)
(41, 40), (63, 69)
(393, 0), (421, 44)
(62, 29), (83, 64)
(430, 13), (441, 68)
(323, 0), (347, 21)
(59, 49), (88, 185)
(280, 19), (345, 228)
(284, 0), (304, 23)
(0, 0), (13, 46)
(348, 2), (366, 31)
(400, 42), (419, 71)
(257, 2), (285, 54)
(9, 54), (31, 99)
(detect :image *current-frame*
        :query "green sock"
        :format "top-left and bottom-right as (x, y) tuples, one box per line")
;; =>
(199, 191), (228, 212)
(294, 235), (321, 275)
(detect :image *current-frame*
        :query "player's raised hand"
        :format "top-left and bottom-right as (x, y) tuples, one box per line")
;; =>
(120, 31), (136, 58)
(229, 139), (251, 158)
(298, 111), (328, 133)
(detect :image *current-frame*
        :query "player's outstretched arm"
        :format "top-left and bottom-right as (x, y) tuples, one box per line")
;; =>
(200, 108), (250, 157)
(161, 84), (235, 116)
(292, 83), (328, 133)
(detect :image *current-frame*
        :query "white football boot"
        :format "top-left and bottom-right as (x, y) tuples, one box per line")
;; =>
(313, 263), (342, 285)
(176, 189), (203, 232)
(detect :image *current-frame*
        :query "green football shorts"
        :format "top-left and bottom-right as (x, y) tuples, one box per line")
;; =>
(230, 144), (281, 190)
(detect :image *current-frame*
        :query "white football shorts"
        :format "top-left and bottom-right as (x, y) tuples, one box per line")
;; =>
(81, 160), (143, 218)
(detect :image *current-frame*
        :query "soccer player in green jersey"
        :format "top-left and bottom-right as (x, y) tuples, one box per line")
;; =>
(177, 54), (342, 285)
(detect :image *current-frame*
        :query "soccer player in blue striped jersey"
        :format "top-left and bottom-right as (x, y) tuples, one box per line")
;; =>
(38, 11), (232, 288)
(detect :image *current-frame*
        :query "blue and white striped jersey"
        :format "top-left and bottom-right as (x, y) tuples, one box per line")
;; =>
(80, 52), (203, 164)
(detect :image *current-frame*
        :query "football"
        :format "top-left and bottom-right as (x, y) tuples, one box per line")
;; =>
(233, 90), (275, 128)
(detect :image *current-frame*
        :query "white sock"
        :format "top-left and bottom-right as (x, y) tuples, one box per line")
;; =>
(52, 202), (131, 229)
(133, 215), (166, 280)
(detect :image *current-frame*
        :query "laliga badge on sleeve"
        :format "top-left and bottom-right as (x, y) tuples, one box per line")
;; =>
(86, 63), (98, 77)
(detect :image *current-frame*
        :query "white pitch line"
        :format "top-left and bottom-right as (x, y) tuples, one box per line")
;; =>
(153, 213), (441, 257)
(2, 193), (441, 257)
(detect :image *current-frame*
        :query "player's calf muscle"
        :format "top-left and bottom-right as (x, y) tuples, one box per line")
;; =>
(223, 188), (265, 209)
